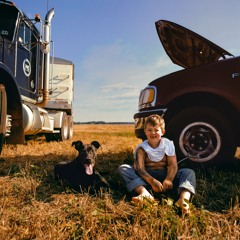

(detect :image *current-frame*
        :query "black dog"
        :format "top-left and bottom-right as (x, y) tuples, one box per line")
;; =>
(54, 140), (101, 191)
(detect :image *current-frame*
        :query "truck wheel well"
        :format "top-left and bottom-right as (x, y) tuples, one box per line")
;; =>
(164, 92), (240, 142)
(0, 67), (24, 144)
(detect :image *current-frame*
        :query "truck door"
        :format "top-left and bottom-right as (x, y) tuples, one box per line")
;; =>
(16, 20), (38, 100)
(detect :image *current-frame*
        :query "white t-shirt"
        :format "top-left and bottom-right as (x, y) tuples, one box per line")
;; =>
(134, 137), (175, 162)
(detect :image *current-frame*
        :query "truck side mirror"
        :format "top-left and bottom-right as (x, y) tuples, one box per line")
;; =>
(41, 42), (50, 53)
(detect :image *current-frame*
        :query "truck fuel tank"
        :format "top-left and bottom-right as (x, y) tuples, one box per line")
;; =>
(22, 103), (54, 135)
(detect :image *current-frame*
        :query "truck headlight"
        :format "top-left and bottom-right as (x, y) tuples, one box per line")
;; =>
(138, 86), (156, 110)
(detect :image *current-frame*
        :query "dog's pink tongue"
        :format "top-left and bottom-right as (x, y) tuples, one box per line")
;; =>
(85, 164), (94, 175)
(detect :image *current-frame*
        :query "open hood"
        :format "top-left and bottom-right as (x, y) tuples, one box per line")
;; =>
(155, 20), (233, 69)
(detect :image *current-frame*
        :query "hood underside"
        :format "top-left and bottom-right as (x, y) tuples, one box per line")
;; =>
(155, 20), (233, 69)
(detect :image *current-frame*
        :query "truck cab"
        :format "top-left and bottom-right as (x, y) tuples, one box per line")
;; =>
(0, 1), (74, 153)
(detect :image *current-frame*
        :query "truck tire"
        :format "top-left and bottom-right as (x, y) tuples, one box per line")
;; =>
(67, 115), (73, 140)
(165, 106), (236, 167)
(0, 84), (7, 154)
(45, 113), (68, 142)
(56, 112), (68, 141)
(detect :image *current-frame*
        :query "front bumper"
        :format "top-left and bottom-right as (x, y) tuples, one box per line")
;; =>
(133, 108), (167, 139)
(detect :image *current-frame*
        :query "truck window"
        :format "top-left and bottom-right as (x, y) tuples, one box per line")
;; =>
(18, 22), (32, 50)
(0, 4), (18, 41)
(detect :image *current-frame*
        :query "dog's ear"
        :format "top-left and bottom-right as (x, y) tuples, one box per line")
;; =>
(91, 141), (100, 149)
(72, 141), (84, 151)
(71, 141), (77, 147)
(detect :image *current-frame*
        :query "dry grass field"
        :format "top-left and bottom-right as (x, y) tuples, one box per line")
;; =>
(0, 124), (239, 239)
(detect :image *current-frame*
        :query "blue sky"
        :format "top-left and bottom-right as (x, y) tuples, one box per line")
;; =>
(16, 0), (240, 122)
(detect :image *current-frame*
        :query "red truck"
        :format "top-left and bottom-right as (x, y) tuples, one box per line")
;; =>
(134, 20), (240, 166)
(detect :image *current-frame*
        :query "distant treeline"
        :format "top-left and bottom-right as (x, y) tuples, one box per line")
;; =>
(74, 121), (134, 125)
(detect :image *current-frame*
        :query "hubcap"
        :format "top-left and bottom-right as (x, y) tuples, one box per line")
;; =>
(179, 122), (221, 162)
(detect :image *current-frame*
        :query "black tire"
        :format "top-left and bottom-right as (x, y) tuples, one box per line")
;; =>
(45, 113), (68, 142)
(67, 115), (73, 140)
(55, 112), (68, 141)
(45, 133), (55, 142)
(0, 84), (7, 154)
(165, 107), (236, 167)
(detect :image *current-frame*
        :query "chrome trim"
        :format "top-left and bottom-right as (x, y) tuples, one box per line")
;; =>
(232, 72), (240, 78)
(21, 95), (37, 104)
(36, 8), (55, 107)
(134, 108), (167, 116)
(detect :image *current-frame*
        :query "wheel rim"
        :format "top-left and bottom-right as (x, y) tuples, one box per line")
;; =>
(67, 116), (73, 140)
(62, 115), (68, 140)
(179, 122), (221, 163)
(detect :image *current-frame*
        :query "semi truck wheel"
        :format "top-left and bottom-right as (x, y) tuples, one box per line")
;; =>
(56, 112), (68, 141)
(165, 106), (236, 167)
(67, 115), (73, 140)
(0, 84), (7, 154)
(45, 113), (68, 142)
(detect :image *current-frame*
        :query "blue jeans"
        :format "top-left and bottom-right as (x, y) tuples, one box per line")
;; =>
(118, 164), (196, 196)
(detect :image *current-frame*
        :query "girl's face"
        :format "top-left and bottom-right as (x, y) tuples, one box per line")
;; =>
(144, 123), (165, 147)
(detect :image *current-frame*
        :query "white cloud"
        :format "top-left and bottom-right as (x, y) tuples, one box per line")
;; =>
(100, 82), (136, 93)
(104, 90), (139, 99)
(74, 41), (176, 122)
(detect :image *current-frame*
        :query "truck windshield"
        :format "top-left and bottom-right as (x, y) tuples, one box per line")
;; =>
(0, 4), (18, 41)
